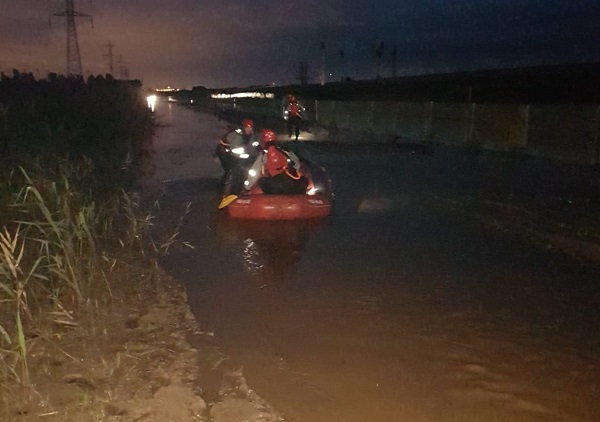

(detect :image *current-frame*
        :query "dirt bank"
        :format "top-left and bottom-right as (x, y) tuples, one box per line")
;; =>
(2, 261), (282, 422)
(2, 101), (283, 421)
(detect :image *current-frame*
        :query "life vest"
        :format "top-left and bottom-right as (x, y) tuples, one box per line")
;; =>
(221, 127), (253, 148)
(264, 146), (302, 180)
(265, 146), (288, 176)
(288, 102), (301, 117)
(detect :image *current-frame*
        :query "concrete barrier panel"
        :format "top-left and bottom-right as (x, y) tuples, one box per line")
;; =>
(431, 103), (468, 146)
(209, 97), (599, 164)
(474, 104), (522, 151)
(528, 105), (597, 163)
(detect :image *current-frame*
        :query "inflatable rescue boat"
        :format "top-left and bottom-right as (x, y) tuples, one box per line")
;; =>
(224, 158), (333, 220)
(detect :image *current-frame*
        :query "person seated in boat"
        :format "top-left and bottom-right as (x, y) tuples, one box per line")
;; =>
(257, 129), (308, 195)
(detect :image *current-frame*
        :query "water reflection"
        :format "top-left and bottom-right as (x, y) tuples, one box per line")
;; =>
(241, 238), (263, 276)
(215, 217), (326, 286)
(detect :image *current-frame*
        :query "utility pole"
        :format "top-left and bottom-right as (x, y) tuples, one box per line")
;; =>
(319, 41), (326, 85)
(103, 41), (115, 75)
(296, 61), (308, 85)
(375, 41), (384, 80)
(392, 44), (397, 78)
(338, 50), (345, 81)
(52, 0), (93, 77)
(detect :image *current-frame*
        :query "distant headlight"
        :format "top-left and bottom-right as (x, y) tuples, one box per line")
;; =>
(146, 95), (157, 111)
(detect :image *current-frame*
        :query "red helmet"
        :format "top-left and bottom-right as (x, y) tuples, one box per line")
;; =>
(289, 95), (296, 103)
(241, 119), (254, 129)
(261, 129), (277, 144)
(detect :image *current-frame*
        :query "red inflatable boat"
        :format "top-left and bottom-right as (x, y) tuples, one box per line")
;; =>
(224, 157), (333, 220)
(226, 191), (332, 220)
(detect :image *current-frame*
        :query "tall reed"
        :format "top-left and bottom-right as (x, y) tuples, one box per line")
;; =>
(0, 157), (155, 389)
(0, 73), (156, 407)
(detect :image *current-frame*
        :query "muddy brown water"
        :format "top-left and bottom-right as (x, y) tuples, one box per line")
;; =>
(151, 100), (600, 422)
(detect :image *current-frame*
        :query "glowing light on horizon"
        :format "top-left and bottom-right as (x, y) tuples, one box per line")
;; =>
(156, 86), (179, 93)
(211, 91), (274, 99)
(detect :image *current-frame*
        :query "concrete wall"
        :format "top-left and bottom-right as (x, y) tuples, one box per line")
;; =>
(209, 98), (600, 165)
(314, 100), (600, 165)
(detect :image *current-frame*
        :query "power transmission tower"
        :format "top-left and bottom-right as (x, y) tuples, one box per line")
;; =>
(103, 41), (115, 75)
(116, 55), (129, 80)
(52, 0), (93, 77)
(120, 65), (129, 80)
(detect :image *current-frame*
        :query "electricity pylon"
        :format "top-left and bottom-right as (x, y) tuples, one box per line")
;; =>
(52, 0), (92, 77)
(104, 41), (115, 75)
(116, 55), (129, 80)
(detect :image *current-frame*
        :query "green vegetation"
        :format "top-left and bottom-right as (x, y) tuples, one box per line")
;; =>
(0, 71), (151, 187)
(0, 71), (162, 411)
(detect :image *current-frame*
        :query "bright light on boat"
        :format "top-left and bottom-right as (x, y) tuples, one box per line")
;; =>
(248, 169), (257, 177)
(244, 180), (250, 186)
(231, 147), (245, 154)
(240, 153), (249, 159)
(307, 187), (318, 195)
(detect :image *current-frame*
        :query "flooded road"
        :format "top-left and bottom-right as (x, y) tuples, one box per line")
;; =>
(150, 100), (600, 422)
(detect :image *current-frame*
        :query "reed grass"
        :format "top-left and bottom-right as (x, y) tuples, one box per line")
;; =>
(0, 156), (193, 416)
(0, 72), (163, 416)
(0, 156), (161, 397)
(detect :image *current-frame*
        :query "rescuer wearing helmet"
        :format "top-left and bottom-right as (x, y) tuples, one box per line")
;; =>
(233, 118), (255, 146)
(216, 118), (261, 200)
(216, 118), (258, 170)
(258, 129), (308, 195)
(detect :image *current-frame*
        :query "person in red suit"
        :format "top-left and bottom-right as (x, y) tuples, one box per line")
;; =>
(258, 129), (308, 195)
(285, 95), (304, 140)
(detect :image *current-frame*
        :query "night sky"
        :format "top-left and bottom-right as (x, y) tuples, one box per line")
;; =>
(1, 0), (598, 89)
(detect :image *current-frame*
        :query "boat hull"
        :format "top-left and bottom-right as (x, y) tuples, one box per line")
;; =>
(227, 193), (332, 220)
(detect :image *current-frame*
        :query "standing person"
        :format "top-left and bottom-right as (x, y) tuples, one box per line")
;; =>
(215, 118), (258, 173)
(216, 119), (260, 206)
(258, 129), (308, 195)
(285, 95), (304, 141)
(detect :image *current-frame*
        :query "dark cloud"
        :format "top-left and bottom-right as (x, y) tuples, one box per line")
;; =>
(1, 0), (597, 88)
